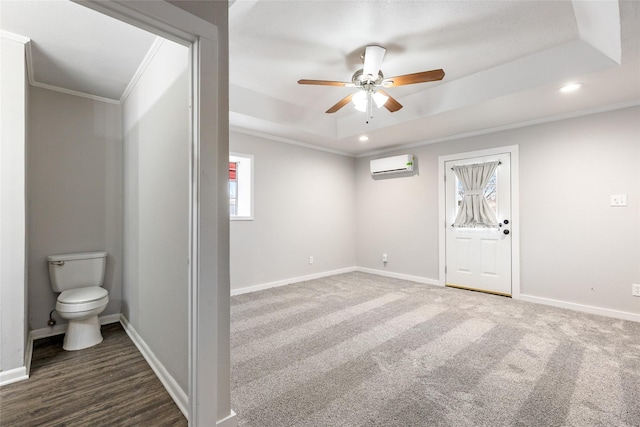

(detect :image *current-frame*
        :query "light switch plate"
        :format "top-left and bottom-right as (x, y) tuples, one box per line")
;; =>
(610, 194), (627, 207)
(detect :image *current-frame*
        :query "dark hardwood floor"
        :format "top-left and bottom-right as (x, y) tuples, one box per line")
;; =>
(0, 323), (187, 426)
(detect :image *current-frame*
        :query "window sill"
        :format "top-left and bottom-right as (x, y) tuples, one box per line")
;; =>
(230, 216), (253, 221)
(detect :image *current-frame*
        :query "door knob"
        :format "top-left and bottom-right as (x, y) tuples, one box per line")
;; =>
(503, 229), (510, 235)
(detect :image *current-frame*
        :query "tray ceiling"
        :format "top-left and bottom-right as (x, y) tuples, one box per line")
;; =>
(2, 1), (639, 156)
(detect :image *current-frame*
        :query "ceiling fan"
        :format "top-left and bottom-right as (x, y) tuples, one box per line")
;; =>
(298, 45), (445, 120)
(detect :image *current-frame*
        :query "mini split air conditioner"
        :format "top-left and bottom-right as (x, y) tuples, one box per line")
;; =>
(370, 154), (415, 176)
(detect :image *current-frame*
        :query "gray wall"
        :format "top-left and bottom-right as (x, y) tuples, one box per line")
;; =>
(27, 87), (123, 330)
(122, 39), (189, 391)
(230, 131), (357, 291)
(356, 106), (640, 315)
(0, 36), (27, 374)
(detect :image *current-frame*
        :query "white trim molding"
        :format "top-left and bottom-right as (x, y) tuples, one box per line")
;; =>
(75, 2), (225, 424)
(119, 314), (189, 418)
(29, 81), (121, 105)
(0, 30), (31, 44)
(217, 410), (238, 427)
(231, 267), (442, 297)
(356, 267), (442, 287)
(1, 332), (37, 387)
(0, 366), (28, 387)
(230, 126), (353, 158)
(231, 267), (358, 296)
(24, 333), (34, 377)
(30, 313), (121, 340)
(119, 37), (164, 104)
(357, 100), (640, 159)
(519, 294), (640, 323)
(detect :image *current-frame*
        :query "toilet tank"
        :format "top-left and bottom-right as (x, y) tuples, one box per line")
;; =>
(47, 251), (107, 292)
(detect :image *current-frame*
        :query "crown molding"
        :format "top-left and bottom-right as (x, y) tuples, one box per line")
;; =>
(29, 81), (121, 105)
(356, 99), (640, 158)
(230, 126), (354, 158)
(3, 32), (163, 106)
(120, 37), (164, 104)
(1, 30), (30, 44)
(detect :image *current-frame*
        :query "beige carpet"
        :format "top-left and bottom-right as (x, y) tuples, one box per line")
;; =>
(231, 272), (640, 426)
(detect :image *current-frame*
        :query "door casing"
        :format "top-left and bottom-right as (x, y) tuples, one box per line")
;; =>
(72, 2), (225, 425)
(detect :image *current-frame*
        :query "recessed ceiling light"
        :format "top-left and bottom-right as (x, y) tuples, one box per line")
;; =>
(359, 135), (369, 142)
(560, 83), (582, 93)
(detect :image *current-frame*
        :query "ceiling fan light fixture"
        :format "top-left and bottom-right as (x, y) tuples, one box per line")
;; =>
(373, 91), (389, 108)
(352, 91), (368, 112)
(299, 44), (441, 115)
(353, 90), (388, 112)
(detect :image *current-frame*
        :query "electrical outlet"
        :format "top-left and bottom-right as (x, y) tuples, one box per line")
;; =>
(382, 253), (388, 263)
(610, 194), (627, 207)
(309, 256), (314, 265)
(632, 284), (640, 297)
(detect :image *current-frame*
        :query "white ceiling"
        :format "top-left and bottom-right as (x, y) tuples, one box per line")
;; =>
(2, 1), (639, 156)
(0, 0), (156, 102)
(230, 0), (640, 155)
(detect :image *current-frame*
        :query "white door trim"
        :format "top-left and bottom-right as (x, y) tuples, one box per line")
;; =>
(73, 2), (226, 425)
(438, 145), (520, 299)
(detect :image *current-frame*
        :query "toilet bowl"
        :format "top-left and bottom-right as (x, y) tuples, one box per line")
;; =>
(56, 287), (109, 350)
(47, 251), (109, 351)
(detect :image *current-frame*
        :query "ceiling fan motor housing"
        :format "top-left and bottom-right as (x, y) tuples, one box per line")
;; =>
(352, 69), (384, 86)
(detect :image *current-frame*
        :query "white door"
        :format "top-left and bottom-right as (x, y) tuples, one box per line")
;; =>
(445, 153), (512, 296)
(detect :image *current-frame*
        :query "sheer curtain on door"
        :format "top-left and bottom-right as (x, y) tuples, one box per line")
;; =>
(452, 161), (499, 228)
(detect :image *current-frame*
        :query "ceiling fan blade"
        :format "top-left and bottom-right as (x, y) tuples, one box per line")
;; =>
(298, 79), (354, 87)
(326, 93), (355, 114)
(378, 90), (403, 112)
(383, 69), (445, 87)
(362, 45), (386, 79)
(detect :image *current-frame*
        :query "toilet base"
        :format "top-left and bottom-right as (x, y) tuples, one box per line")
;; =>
(63, 315), (103, 351)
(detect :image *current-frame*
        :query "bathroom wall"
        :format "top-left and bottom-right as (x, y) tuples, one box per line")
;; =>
(122, 39), (190, 392)
(0, 35), (28, 378)
(27, 87), (123, 330)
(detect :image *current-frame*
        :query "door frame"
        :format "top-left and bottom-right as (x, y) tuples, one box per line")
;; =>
(72, 2), (226, 425)
(438, 145), (520, 299)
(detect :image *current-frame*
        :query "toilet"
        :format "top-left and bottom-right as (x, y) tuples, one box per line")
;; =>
(47, 251), (109, 351)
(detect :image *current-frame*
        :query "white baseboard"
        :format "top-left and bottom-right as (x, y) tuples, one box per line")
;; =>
(30, 323), (67, 340)
(519, 294), (640, 323)
(2, 313), (120, 387)
(231, 267), (358, 296)
(0, 366), (28, 387)
(119, 314), (189, 419)
(217, 410), (238, 427)
(230, 268), (639, 325)
(30, 312), (122, 340)
(99, 313), (122, 325)
(356, 267), (442, 286)
(24, 332), (33, 377)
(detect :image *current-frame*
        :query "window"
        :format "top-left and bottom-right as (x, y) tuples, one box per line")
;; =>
(455, 170), (497, 215)
(452, 161), (500, 228)
(229, 153), (253, 220)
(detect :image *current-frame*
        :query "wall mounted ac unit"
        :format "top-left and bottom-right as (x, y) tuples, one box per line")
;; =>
(370, 154), (415, 176)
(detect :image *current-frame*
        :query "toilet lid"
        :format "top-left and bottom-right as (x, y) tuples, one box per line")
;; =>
(58, 287), (108, 304)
